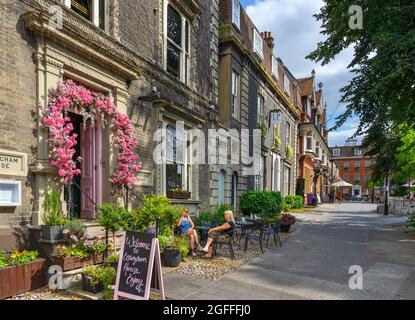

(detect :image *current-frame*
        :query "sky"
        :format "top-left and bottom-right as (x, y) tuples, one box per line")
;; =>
(239, 0), (359, 147)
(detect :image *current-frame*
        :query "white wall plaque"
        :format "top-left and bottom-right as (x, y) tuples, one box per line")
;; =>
(0, 149), (27, 177)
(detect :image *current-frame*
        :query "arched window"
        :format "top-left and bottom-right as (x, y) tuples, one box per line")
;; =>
(218, 170), (226, 205)
(231, 172), (238, 207)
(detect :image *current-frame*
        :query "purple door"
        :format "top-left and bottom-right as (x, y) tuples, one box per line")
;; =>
(80, 121), (102, 220)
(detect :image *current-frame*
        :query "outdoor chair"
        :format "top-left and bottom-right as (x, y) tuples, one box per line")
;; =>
(243, 222), (266, 254)
(262, 222), (283, 248)
(212, 228), (238, 260)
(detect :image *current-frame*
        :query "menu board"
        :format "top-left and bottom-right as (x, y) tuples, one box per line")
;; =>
(114, 231), (164, 300)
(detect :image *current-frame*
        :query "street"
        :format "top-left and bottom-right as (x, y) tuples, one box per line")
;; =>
(164, 203), (415, 300)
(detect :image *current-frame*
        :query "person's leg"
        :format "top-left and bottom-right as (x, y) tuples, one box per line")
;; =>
(189, 234), (195, 251)
(193, 230), (203, 250)
(205, 246), (214, 258)
(203, 237), (214, 252)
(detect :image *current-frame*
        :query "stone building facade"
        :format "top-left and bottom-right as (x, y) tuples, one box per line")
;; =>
(0, 0), (219, 248)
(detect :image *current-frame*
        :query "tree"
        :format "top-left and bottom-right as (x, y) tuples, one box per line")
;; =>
(307, 0), (415, 144)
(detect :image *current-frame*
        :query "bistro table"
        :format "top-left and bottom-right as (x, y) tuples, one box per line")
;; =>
(235, 220), (255, 247)
(195, 225), (211, 245)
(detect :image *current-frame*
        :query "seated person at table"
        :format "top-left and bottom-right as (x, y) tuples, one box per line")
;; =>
(201, 210), (236, 258)
(177, 208), (203, 256)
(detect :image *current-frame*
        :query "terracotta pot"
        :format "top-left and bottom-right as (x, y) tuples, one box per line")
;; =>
(0, 259), (46, 300)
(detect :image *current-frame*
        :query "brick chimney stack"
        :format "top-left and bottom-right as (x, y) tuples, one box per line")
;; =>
(261, 31), (275, 50)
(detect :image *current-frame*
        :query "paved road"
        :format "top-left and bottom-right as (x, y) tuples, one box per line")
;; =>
(164, 203), (415, 300)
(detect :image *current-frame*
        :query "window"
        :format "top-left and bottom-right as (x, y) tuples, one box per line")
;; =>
(272, 56), (279, 79)
(354, 174), (360, 183)
(322, 153), (326, 165)
(284, 74), (290, 97)
(306, 133), (313, 152)
(232, 0), (241, 29)
(284, 166), (291, 196)
(66, 0), (108, 31)
(218, 170), (226, 205)
(365, 160), (372, 168)
(165, 124), (192, 195)
(354, 148), (362, 156)
(231, 70), (239, 117)
(332, 148), (340, 157)
(344, 161), (349, 169)
(165, 3), (190, 84)
(355, 161), (361, 168)
(285, 122), (291, 145)
(315, 143), (321, 159)
(231, 172), (238, 207)
(365, 175), (370, 182)
(253, 29), (264, 59)
(255, 157), (264, 191)
(343, 175), (349, 182)
(257, 94), (264, 125)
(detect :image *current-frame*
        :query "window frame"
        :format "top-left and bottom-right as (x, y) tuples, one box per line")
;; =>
(272, 56), (279, 80)
(164, 1), (191, 85)
(285, 122), (291, 146)
(284, 74), (291, 97)
(64, 0), (109, 31)
(232, 0), (241, 30)
(253, 28), (264, 59)
(332, 148), (340, 157)
(284, 166), (291, 196)
(231, 70), (240, 118)
(257, 93), (265, 125)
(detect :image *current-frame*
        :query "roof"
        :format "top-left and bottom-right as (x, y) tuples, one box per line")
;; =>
(297, 77), (314, 97)
(315, 90), (322, 106)
(329, 145), (371, 158)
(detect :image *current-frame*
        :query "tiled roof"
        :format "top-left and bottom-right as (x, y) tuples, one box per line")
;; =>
(297, 77), (314, 97)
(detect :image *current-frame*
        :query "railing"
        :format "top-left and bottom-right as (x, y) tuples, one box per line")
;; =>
(388, 197), (415, 216)
(65, 181), (98, 220)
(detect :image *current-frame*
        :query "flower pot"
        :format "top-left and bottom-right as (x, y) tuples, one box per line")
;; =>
(162, 248), (182, 267)
(41, 225), (64, 241)
(0, 259), (46, 300)
(54, 256), (93, 271)
(81, 274), (104, 294)
(280, 224), (291, 233)
(166, 191), (191, 200)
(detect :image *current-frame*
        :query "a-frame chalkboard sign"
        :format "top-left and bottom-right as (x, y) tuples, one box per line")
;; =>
(113, 231), (165, 300)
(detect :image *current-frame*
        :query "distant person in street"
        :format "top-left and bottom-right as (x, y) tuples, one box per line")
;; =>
(201, 210), (236, 258)
(177, 208), (203, 256)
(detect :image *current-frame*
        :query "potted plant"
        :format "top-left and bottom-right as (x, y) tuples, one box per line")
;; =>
(280, 213), (296, 233)
(82, 265), (116, 299)
(159, 234), (190, 267)
(84, 238), (108, 264)
(97, 204), (126, 254)
(0, 250), (46, 300)
(105, 253), (119, 272)
(41, 188), (67, 241)
(166, 188), (191, 200)
(54, 244), (91, 271)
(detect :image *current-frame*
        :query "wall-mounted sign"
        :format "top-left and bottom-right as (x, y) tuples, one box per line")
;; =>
(270, 110), (284, 126)
(114, 231), (165, 300)
(0, 180), (22, 207)
(0, 149), (27, 177)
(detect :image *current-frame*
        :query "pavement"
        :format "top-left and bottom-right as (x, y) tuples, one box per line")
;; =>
(163, 203), (415, 300)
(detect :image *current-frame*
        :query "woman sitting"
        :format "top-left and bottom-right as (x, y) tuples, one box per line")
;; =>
(177, 208), (203, 256)
(201, 210), (236, 258)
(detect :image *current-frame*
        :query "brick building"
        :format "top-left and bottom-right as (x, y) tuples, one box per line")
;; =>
(330, 140), (376, 200)
(0, 0), (219, 248)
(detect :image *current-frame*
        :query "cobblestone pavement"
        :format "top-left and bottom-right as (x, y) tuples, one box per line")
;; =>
(164, 203), (415, 300)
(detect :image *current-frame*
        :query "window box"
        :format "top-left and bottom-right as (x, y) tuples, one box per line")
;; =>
(54, 254), (103, 272)
(166, 191), (191, 200)
(0, 259), (46, 300)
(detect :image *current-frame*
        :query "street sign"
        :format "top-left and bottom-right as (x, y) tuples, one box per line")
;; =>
(270, 110), (284, 125)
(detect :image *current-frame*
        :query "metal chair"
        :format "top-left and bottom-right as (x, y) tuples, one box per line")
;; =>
(262, 221), (283, 248)
(212, 228), (237, 260)
(243, 222), (265, 253)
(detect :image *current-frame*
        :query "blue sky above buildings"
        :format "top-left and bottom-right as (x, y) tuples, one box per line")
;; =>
(239, 0), (359, 147)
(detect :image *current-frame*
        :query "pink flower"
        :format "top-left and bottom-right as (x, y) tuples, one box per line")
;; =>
(63, 229), (69, 235)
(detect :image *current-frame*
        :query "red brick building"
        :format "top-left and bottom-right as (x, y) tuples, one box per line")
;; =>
(330, 140), (376, 200)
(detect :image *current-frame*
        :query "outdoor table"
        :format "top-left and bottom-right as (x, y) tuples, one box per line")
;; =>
(235, 220), (255, 245)
(195, 225), (211, 245)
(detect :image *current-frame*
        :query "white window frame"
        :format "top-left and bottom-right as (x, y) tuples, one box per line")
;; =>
(231, 70), (239, 118)
(354, 148), (362, 156)
(163, 1), (191, 85)
(255, 156), (265, 191)
(257, 93), (264, 125)
(284, 166), (291, 196)
(232, 0), (241, 30)
(333, 148), (340, 157)
(163, 121), (192, 196)
(305, 133), (314, 153)
(253, 28), (264, 59)
(272, 56), (279, 80)
(284, 74), (291, 97)
(285, 122), (291, 145)
(64, 0), (108, 31)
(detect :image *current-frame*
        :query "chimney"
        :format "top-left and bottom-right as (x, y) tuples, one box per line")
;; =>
(261, 31), (274, 50)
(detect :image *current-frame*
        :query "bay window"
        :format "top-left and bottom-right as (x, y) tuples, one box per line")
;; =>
(165, 2), (190, 84)
(64, 0), (108, 31)
(165, 124), (192, 194)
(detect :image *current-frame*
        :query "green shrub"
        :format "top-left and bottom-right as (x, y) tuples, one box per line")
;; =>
(5, 250), (39, 267)
(284, 195), (304, 210)
(83, 265), (116, 300)
(42, 188), (66, 226)
(158, 234), (190, 259)
(0, 250), (8, 268)
(215, 204), (235, 224)
(240, 191), (283, 222)
(194, 212), (214, 226)
(63, 219), (86, 241)
(97, 204), (126, 234)
(407, 214), (415, 228)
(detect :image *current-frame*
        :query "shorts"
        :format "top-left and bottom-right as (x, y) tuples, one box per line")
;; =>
(208, 232), (228, 242)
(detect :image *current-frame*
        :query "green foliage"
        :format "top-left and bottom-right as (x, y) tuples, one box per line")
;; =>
(215, 204), (235, 224)
(42, 188), (66, 226)
(56, 245), (89, 259)
(63, 219), (86, 241)
(159, 234), (190, 259)
(240, 191), (283, 222)
(97, 204), (126, 233)
(194, 212), (214, 226)
(83, 265), (116, 300)
(284, 195), (304, 210)
(406, 214), (415, 228)
(0, 250), (39, 268)
(161, 205), (183, 234)
(258, 121), (268, 138)
(286, 145), (294, 159)
(105, 253), (119, 264)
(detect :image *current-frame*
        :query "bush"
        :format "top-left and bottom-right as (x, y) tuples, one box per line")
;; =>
(83, 265), (116, 300)
(63, 219), (86, 242)
(0, 250), (40, 268)
(407, 214), (415, 228)
(42, 188), (66, 226)
(194, 212), (214, 226)
(284, 195), (304, 210)
(240, 191), (283, 222)
(97, 204), (126, 234)
(215, 204), (235, 224)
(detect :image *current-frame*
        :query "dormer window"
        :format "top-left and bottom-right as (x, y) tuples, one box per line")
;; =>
(333, 148), (340, 157)
(272, 56), (279, 80)
(64, 0), (108, 31)
(232, 0), (241, 30)
(253, 29), (264, 59)
(354, 148), (362, 156)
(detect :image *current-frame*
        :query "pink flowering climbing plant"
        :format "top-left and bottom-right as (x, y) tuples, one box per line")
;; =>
(42, 80), (141, 189)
